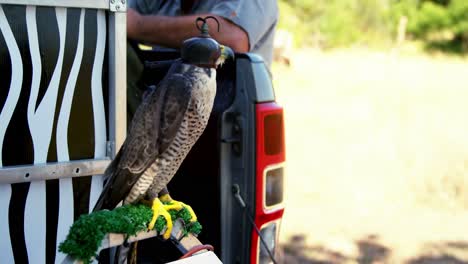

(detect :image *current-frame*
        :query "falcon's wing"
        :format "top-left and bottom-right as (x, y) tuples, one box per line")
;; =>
(93, 73), (193, 211)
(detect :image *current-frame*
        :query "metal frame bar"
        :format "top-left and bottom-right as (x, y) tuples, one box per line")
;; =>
(0, 0), (109, 9)
(108, 11), (127, 156)
(0, 159), (111, 184)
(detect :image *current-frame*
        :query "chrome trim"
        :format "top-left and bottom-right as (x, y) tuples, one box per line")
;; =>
(0, 159), (111, 184)
(0, 0), (109, 9)
(256, 220), (281, 264)
(262, 162), (285, 212)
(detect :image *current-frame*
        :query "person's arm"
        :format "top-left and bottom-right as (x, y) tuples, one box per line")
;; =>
(127, 8), (249, 53)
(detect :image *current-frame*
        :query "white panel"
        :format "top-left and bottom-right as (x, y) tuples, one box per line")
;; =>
(26, 5), (42, 124)
(0, 5), (23, 263)
(89, 9), (107, 211)
(167, 252), (223, 264)
(25, 7), (67, 264)
(54, 8), (85, 264)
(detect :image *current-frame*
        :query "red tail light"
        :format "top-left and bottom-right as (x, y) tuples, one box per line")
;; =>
(251, 102), (285, 264)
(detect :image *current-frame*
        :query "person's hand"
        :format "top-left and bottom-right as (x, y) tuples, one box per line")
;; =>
(127, 8), (143, 39)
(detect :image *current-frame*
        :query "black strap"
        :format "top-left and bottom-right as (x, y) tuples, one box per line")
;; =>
(232, 184), (278, 264)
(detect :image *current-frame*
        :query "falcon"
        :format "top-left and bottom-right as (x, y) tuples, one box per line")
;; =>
(93, 17), (234, 240)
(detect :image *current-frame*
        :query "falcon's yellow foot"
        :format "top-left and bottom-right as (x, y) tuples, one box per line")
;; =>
(160, 194), (197, 223)
(142, 198), (173, 239)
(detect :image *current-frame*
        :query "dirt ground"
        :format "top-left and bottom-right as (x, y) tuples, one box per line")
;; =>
(272, 49), (468, 264)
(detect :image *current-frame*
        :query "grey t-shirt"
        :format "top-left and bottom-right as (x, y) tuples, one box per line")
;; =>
(128, 0), (278, 65)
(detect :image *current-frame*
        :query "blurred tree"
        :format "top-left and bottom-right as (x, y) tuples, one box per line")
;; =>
(404, 0), (468, 52)
(447, 0), (468, 41)
(277, 0), (467, 53)
(278, 0), (391, 48)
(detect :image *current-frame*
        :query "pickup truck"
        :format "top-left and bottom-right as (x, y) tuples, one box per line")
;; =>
(0, 2), (285, 263)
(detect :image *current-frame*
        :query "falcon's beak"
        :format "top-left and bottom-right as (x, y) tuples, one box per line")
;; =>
(220, 45), (234, 61)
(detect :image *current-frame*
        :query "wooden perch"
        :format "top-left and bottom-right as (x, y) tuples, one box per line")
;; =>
(61, 219), (204, 264)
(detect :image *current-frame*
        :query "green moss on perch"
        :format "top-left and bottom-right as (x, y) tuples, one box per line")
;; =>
(58, 204), (202, 264)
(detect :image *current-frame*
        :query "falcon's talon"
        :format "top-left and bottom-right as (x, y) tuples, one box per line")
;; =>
(160, 194), (197, 223)
(146, 198), (173, 239)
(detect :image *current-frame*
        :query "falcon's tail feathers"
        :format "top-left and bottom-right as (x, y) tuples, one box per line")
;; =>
(92, 151), (122, 212)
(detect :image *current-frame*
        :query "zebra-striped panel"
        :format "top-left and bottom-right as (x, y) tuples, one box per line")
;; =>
(0, 5), (108, 264)
(0, 5), (23, 264)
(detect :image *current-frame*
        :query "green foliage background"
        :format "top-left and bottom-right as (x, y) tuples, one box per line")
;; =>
(278, 0), (468, 53)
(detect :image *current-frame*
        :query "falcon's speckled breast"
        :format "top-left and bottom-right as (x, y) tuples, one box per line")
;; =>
(124, 64), (216, 204)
